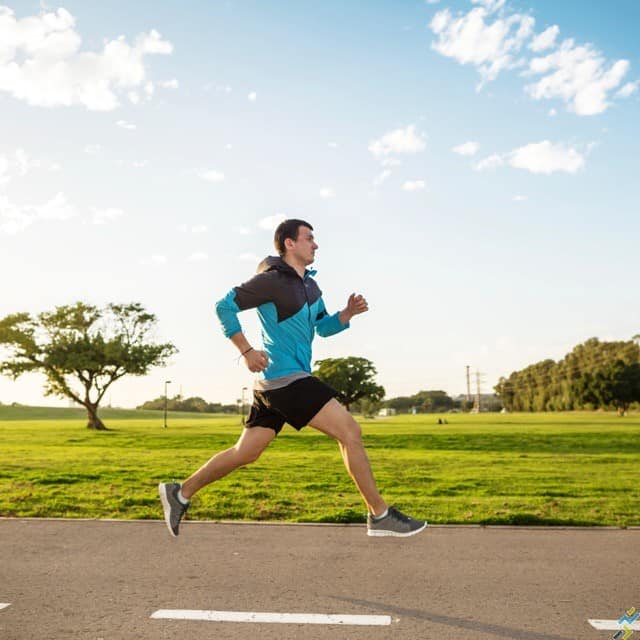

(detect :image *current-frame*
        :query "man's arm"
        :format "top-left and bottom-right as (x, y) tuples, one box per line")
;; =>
(229, 332), (268, 373)
(339, 293), (368, 325)
(315, 293), (368, 337)
(215, 273), (274, 372)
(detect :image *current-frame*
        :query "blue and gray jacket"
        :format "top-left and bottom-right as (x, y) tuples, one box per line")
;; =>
(215, 256), (350, 380)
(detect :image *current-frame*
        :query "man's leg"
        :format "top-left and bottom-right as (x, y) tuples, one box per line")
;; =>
(159, 426), (275, 536)
(181, 426), (276, 499)
(308, 398), (387, 516)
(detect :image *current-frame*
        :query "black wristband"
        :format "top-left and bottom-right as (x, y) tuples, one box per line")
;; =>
(241, 347), (254, 357)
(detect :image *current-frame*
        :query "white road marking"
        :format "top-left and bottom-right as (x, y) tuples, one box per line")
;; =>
(588, 620), (640, 630)
(0, 603), (10, 611)
(151, 609), (391, 625)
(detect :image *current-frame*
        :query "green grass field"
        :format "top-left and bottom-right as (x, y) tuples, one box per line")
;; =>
(1, 405), (638, 526)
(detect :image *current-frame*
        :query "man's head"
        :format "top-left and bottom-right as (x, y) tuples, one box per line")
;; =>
(274, 219), (317, 266)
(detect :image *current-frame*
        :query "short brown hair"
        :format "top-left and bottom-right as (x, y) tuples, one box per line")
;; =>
(273, 219), (313, 256)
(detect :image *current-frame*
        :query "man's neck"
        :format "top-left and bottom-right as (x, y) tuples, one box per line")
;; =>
(283, 255), (307, 279)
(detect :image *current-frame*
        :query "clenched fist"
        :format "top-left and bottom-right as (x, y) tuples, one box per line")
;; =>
(244, 348), (269, 373)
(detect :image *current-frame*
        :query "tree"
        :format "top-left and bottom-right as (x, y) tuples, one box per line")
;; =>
(494, 337), (640, 412)
(359, 397), (382, 418)
(313, 357), (385, 411)
(0, 302), (177, 430)
(571, 361), (640, 416)
(413, 390), (455, 413)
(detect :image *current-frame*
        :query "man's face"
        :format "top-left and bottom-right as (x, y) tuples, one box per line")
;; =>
(287, 225), (318, 265)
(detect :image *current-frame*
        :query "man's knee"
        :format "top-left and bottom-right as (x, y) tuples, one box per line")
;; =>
(233, 432), (274, 465)
(338, 415), (363, 446)
(233, 444), (263, 466)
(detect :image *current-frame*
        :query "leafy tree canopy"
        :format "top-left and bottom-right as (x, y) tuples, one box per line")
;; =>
(0, 302), (177, 429)
(312, 357), (384, 411)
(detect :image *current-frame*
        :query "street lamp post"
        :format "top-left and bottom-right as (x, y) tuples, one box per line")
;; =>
(164, 380), (172, 429)
(241, 386), (248, 425)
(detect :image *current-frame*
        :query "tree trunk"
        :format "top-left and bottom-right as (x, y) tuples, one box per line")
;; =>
(85, 403), (107, 430)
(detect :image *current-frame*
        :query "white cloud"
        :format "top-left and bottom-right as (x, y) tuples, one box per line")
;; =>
(84, 144), (102, 155)
(380, 156), (402, 168)
(0, 191), (76, 234)
(402, 180), (426, 191)
(474, 153), (504, 171)
(470, 0), (506, 12)
(328, 142), (339, 148)
(508, 140), (585, 174)
(548, 108), (557, 117)
(525, 39), (630, 115)
(116, 120), (136, 130)
(319, 187), (334, 199)
(452, 141), (479, 156)
(91, 207), (124, 225)
(0, 7), (172, 111)
(159, 78), (179, 90)
(475, 141), (586, 175)
(188, 252), (208, 262)
(233, 226), (251, 235)
(14, 148), (40, 176)
(128, 91), (140, 105)
(529, 25), (559, 52)
(369, 125), (426, 159)
(0, 149), (52, 185)
(616, 81), (639, 98)
(198, 169), (225, 183)
(259, 214), (286, 230)
(513, 195), (527, 201)
(430, 2), (630, 115)
(34, 192), (76, 220)
(0, 194), (30, 233)
(248, 91), (257, 102)
(425, 0), (440, 4)
(430, 5), (534, 88)
(372, 169), (391, 187)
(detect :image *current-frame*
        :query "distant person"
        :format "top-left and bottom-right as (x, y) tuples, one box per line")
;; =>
(159, 219), (426, 538)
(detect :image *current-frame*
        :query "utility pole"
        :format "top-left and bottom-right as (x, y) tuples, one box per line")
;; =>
(241, 386), (248, 425)
(163, 380), (172, 428)
(466, 366), (471, 404)
(473, 370), (482, 413)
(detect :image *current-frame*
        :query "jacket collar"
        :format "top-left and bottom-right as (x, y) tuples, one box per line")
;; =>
(257, 255), (316, 280)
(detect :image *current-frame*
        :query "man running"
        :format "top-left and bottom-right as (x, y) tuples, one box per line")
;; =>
(159, 219), (426, 537)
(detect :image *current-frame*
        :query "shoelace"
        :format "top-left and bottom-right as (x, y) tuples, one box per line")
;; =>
(388, 506), (411, 523)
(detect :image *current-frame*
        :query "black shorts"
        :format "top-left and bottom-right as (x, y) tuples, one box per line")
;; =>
(245, 376), (337, 434)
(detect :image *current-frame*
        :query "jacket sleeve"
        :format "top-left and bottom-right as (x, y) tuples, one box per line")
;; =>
(314, 297), (350, 338)
(215, 273), (275, 338)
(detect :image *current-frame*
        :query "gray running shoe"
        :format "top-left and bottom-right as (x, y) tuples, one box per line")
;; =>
(367, 506), (427, 537)
(158, 482), (189, 537)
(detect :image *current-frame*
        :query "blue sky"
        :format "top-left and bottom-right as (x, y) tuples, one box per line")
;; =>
(1, 0), (638, 407)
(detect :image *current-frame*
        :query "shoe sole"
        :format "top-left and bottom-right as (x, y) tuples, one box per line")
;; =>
(158, 483), (178, 538)
(367, 522), (428, 537)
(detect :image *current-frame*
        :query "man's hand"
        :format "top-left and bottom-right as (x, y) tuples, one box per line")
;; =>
(340, 293), (368, 325)
(244, 348), (269, 373)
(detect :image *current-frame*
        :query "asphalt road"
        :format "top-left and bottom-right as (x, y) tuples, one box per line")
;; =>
(0, 519), (638, 640)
